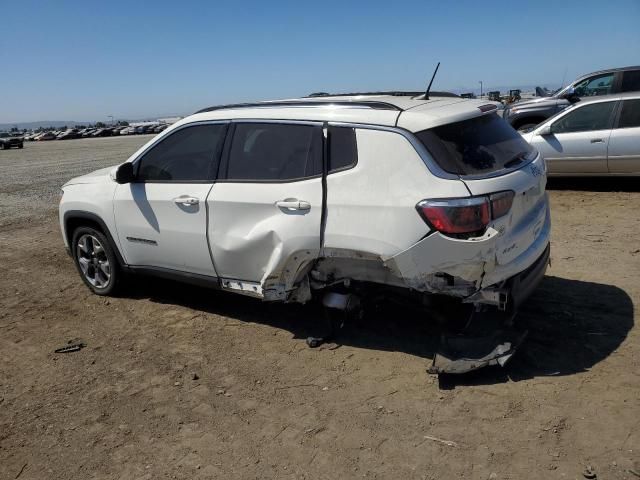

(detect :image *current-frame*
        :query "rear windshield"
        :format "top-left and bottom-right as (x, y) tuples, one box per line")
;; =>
(415, 113), (534, 176)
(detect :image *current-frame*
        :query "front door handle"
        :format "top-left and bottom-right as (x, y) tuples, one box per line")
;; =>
(174, 196), (199, 206)
(590, 138), (604, 143)
(276, 199), (311, 211)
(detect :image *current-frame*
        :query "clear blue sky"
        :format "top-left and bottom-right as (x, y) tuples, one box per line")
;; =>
(1, 0), (639, 123)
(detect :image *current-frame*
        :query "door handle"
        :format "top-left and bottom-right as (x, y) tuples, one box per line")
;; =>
(590, 138), (604, 143)
(276, 199), (311, 210)
(174, 196), (199, 206)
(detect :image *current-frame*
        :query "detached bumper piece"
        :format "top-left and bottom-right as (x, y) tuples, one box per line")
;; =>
(428, 328), (527, 374)
(428, 244), (549, 375)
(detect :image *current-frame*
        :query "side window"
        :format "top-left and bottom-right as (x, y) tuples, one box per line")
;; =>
(225, 123), (322, 181)
(573, 73), (614, 97)
(617, 99), (640, 129)
(620, 70), (640, 93)
(328, 126), (357, 172)
(551, 101), (616, 134)
(137, 124), (227, 181)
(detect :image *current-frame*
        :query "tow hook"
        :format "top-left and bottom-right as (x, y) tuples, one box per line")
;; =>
(463, 287), (509, 311)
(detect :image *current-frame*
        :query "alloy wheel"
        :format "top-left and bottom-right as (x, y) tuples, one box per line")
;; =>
(76, 234), (111, 288)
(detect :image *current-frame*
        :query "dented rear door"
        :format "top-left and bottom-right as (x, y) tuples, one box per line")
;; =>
(207, 121), (324, 294)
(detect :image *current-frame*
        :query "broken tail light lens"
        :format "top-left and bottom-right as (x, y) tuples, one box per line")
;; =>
(417, 191), (514, 237)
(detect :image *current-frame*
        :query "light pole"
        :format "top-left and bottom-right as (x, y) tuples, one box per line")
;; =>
(108, 115), (114, 125)
(479, 81), (483, 98)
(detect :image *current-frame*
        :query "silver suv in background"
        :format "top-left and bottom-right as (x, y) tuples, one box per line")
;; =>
(504, 66), (640, 132)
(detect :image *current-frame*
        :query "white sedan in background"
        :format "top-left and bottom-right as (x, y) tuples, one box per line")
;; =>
(521, 92), (640, 176)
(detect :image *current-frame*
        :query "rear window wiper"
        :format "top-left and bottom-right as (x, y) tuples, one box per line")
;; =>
(503, 152), (528, 169)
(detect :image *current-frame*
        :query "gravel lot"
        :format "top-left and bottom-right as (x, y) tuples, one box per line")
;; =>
(1, 138), (639, 480)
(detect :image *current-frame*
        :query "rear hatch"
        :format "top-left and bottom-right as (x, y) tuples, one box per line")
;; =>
(413, 111), (549, 278)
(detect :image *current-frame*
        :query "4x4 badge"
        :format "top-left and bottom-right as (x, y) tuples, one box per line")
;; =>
(530, 164), (543, 177)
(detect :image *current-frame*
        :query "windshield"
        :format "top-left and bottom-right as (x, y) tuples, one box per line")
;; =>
(415, 113), (535, 176)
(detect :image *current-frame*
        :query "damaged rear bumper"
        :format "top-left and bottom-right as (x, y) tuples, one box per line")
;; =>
(429, 244), (550, 375)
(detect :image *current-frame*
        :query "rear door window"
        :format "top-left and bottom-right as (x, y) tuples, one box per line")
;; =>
(551, 101), (616, 134)
(620, 70), (640, 93)
(415, 113), (534, 176)
(616, 99), (640, 128)
(223, 123), (322, 181)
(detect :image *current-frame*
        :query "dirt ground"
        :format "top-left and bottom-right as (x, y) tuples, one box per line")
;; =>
(1, 137), (638, 480)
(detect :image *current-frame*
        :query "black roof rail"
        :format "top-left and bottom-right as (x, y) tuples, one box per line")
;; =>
(307, 91), (460, 98)
(195, 100), (403, 114)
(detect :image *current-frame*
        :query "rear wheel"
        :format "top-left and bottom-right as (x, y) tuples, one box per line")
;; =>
(72, 226), (121, 296)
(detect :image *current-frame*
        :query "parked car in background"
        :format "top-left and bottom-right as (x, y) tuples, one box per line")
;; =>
(91, 128), (112, 137)
(0, 132), (24, 149)
(59, 93), (551, 373)
(82, 129), (96, 138)
(37, 132), (57, 141)
(504, 66), (640, 132)
(521, 92), (640, 176)
(58, 129), (80, 140)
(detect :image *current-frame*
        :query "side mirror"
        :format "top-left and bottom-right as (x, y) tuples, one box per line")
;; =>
(562, 87), (580, 103)
(115, 162), (135, 184)
(537, 124), (552, 136)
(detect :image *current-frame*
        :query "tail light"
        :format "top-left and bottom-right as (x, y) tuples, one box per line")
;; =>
(417, 191), (514, 237)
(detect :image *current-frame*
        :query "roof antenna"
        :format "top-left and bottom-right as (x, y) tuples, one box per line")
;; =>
(425, 62), (440, 100)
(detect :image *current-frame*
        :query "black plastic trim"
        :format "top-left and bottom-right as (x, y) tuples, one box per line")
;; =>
(63, 211), (126, 267)
(508, 243), (551, 309)
(125, 265), (222, 289)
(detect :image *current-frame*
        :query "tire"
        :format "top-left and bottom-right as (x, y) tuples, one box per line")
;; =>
(18, 143), (24, 149)
(71, 226), (121, 296)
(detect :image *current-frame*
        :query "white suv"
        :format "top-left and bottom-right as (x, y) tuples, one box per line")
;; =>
(60, 93), (550, 365)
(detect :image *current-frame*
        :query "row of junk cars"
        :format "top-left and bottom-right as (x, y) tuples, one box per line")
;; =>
(23, 123), (170, 142)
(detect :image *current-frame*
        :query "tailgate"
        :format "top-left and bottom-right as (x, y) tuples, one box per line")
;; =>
(462, 153), (548, 267)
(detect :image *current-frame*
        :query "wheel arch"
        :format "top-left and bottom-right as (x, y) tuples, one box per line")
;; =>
(63, 210), (126, 267)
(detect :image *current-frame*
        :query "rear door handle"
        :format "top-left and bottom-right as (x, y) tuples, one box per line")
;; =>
(276, 199), (311, 210)
(174, 196), (199, 206)
(590, 138), (604, 143)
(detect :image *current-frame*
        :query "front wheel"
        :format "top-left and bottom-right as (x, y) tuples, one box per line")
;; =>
(72, 227), (121, 296)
